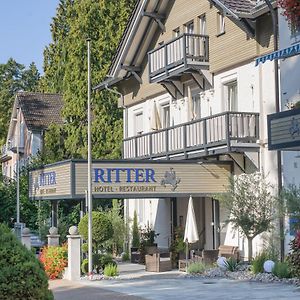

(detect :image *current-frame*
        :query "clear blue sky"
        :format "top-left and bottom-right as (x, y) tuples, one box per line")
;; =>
(0, 1), (60, 73)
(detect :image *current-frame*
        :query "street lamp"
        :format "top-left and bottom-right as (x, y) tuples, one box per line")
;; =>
(87, 38), (93, 279)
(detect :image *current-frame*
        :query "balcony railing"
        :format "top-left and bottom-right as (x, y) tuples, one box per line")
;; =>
(123, 112), (259, 159)
(148, 33), (209, 83)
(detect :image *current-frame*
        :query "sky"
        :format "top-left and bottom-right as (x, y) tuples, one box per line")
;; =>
(0, 1), (60, 73)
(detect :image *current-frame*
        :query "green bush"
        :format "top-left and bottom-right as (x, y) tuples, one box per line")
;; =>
(187, 262), (206, 274)
(224, 257), (238, 272)
(272, 261), (292, 279)
(251, 251), (269, 274)
(132, 210), (140, 248)
(122, 251), (130, 261)
(286, 231), (300, 277)
(81, 258), (89, 274)
(0, 224), (53, 300)
(103, 263), (118, 277)
(78, 211), (113, 251)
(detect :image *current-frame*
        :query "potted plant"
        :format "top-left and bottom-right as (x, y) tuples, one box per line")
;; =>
(278, 0), (300, 30)
(169, 227), (186, 268)
(130, 211), (140, 263)
(138, 225), (159, 264)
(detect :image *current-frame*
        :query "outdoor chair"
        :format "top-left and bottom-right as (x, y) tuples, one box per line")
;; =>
(218, 245), (240, 261)
(145, 252), (172, 272)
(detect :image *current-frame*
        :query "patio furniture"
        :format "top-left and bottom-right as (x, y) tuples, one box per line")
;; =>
(218, 245), (240, 261)
(145, 252), (172, 272)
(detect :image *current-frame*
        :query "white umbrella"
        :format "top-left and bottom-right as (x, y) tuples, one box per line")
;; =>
(151, 102), (162, 130)
(184, 196), (199, 269)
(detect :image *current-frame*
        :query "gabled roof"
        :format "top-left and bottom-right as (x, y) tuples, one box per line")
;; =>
(16, 92), (64, 130)
(94, 0), (275, 91)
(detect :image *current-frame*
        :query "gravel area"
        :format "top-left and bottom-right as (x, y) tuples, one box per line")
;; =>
(185, 265), (300, 286)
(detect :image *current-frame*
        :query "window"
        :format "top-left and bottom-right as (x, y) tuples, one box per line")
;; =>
(185, 21), (194, 34)
(134, 112), (143, 135)
(217, 12), (225, 35)
(199, 14), (207, 35)
(224, 81), (238, 111)
(161, 104), (170, 128)
(173, 27), (180, 37)
(199, 14), (207, 57)
(192, 92), (201, 120)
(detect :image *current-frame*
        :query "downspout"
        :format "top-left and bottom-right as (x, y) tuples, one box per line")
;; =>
(264, 0), (284, 261)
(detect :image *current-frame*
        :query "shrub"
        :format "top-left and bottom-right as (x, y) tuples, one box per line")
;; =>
(131, 210), (140, 248)
(78, 211), (113, 252)
(104, 263), (118, 277)
(0, 223), (53, 300)
(272, 261), (292, 279)
(187, 262), (206, 274)
(81, 258), (89, 274)
(122, 251), (130, 261)
(286, 231), (300, 277)
(251, 251), (269, 274)
(224, 257), (238, 272)
(39, 244), (68, 279)
(100, 253), (116, 269)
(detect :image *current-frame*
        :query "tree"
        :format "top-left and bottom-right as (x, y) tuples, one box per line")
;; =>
(215, 172), (277, 261)
(131, 210), (140, 248)
(78, 211), (113, 252)
(0, 59), (40, 144)
(41, 0), (136, 161)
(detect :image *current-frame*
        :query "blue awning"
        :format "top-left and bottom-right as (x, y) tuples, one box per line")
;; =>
(255, 42), (300, 66)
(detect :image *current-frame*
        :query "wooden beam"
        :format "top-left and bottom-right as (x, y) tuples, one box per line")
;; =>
(143, 11), (166, 32)
(190, 72), (204, 90)
(161, 82), (176, 99)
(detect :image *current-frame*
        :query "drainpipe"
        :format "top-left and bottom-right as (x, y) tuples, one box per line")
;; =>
(264, 0), (284, 261)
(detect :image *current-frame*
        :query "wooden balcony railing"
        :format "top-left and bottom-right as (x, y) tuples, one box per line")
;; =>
(123, 112), (259, 159)
(148, 33), (209, 83)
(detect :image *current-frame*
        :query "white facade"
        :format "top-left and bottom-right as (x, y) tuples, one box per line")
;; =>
(124, 59), (278, 259)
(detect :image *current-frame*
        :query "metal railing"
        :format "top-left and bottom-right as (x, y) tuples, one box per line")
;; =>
(148, 33), (209, 81)
(123, 112), (259, 159)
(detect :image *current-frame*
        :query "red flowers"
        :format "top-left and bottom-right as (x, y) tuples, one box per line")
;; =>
(39, 244), (68, 280)
(278, 0), (300, 28)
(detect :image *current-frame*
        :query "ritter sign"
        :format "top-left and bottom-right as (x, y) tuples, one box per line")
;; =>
(29, 160), (231, 200)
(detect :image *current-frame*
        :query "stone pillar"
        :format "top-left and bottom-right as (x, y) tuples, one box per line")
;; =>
(47, 227), (60, 246)
(21, 228), (31, 250)
(66, 226), (81, 281)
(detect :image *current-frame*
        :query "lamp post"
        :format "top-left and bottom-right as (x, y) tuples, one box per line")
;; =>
(87, 38), (93, 279)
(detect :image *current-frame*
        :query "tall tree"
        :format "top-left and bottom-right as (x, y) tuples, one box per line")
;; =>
(0, 59), (40, 144)
(41, 0), (136, 162)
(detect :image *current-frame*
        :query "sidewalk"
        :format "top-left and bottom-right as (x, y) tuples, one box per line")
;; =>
(50, 263), (300, 300)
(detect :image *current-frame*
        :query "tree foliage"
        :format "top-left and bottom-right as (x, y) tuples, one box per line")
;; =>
(0, 59), (40, 144)
(78, 211), (113, 252)
(41, 0), (136, 162)
(215, 172), (277, 260)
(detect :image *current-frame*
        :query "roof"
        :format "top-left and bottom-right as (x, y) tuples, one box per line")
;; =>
(217, 0), (257, 14)
(16, 92), (64, 131)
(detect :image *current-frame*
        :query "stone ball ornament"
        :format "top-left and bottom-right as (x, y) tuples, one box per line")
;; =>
(22, 227), (30, 235)
(69, 226), (79, 235)
(263, 260), (275, 273)
(217, 256), (227, 270)
(49, 227), (58, 235)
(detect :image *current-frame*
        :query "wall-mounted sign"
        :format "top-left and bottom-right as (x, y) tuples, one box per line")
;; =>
(267, 108), (300, 151)
(29, 160), (232, 200)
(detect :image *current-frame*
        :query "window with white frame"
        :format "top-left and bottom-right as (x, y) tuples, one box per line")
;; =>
(217, 12), (225, 35)
(161, 104), (170, 128)
(223, 81), (238, 111)
(134, 112), (143, 135)
(173, 27), (180, 37)
(199, 14), (207, 56)
(192, 91), (201, 120)
(185, 21), (194, 34)
(185, 21), (195, 56)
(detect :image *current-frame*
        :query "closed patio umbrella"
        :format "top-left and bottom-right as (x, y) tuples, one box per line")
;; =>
(184, 196), (199, 270)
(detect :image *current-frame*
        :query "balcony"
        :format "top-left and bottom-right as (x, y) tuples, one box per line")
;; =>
(9, 138), (24, 154)
(0, 144), (12, 162)
(123, 112), (259, 160)
(148, 33), (209, 83)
